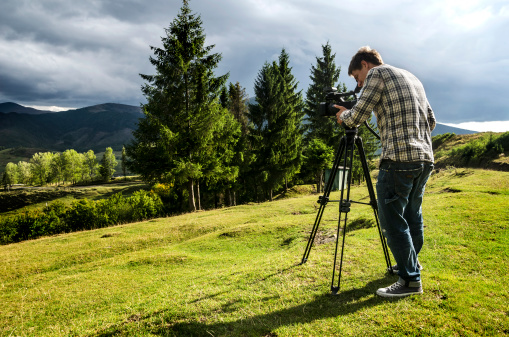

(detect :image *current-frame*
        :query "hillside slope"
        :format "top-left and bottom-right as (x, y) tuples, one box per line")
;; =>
(433, 131), (509, 170)
(0, 168), (507, 336)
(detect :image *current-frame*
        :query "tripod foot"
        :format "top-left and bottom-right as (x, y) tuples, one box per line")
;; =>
(331, 286), (340, 295)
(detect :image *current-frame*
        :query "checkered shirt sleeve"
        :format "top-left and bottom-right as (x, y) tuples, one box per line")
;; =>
(340, 65), (436, 163)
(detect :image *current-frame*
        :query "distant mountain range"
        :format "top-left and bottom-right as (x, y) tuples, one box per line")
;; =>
(0, 102), (142, 152)
(0, 102), (476, 153)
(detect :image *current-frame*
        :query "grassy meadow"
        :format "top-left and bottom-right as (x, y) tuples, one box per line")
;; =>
(0, 167), (508, 336)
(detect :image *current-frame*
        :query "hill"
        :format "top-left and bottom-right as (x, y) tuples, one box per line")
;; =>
(0, 103), (142, 152)
(0, 168), (507, 336)
(432, 132), (509, 170)
(0, 102), (55, 115)
(431, 123), (477, 136)
(367, 114), (477, 136)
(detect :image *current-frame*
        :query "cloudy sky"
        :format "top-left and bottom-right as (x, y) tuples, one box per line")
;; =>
(1, 0), (508, 131)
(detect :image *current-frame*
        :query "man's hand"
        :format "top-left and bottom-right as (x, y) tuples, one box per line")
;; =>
(334, 105), (348, 124)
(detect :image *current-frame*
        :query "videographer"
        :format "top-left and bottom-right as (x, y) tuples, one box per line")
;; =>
(335, 46), (436, 298)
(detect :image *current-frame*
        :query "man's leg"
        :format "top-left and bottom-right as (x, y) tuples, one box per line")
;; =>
(403, 162), (434, 257)
(376, 161), (423, 282)
(375, 161), (432, 297)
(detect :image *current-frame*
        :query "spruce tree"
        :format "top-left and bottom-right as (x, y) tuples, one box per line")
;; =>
(226, 82), (250, 205)
(249, 49), (304, 200)
(271, 49), (305, 192)
(304, 42), (347, 148)
(126, 0), (230, 212)
(248, 62), (277, 201)
(228, 82), (249, 134)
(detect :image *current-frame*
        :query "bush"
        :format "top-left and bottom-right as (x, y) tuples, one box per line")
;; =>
(0, 191), (166, 245)
(128, 190), (164, 222)
(65, 199), (102, 231)
(0, 216), (19, 244)
(450, 133), (505, 166)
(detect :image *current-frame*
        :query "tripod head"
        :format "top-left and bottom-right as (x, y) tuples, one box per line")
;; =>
(342, 120), (381, 141)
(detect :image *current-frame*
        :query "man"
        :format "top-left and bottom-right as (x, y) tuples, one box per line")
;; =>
(335, 46), (436, 298)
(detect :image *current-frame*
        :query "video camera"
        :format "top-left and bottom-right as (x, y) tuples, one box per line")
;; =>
(319, 86), (361, 117)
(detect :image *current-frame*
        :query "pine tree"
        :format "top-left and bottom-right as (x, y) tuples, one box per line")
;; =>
(249, 62), (277, 200)
(227, 82), (252, 206)
(249, 49), (304, 200)
(228, 82), (249, 134)
(126, 0), (230, 212)
(271, 49), (305, 192)
(304, 42), (347, 148)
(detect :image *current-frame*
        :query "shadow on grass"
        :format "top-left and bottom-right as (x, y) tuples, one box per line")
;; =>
(93, 266), (397, 337)
(156, 276), (394, 336)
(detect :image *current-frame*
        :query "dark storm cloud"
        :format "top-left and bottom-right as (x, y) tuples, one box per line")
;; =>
(0, 0), (508, 128)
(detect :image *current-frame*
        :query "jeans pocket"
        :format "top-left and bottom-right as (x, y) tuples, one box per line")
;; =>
(393, 165), (423, 200)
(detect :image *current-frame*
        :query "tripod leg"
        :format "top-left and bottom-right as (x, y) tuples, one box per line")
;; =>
(301, 137), (347, 264)
(331, 135), (356, 294)
(355, 137), (393, 271)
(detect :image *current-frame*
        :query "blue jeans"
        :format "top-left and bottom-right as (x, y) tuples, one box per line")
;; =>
(376, 160), (434, 282)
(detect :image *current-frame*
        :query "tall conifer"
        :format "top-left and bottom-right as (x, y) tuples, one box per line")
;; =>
(126, 0), (230, 212)
(249, 49), (304, 200)
(271, 49), (305, 193)
(304, 42), (347, 148)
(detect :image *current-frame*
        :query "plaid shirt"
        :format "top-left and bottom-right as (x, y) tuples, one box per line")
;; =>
(340, 64), (436, 163)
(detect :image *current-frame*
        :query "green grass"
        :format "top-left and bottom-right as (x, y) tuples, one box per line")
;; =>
(1, 168), (508, 336)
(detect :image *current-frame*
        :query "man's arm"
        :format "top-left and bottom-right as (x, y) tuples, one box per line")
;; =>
(338, 69), (384, 127)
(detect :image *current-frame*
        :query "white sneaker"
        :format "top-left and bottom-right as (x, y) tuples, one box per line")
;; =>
(376, 278), (423, 298)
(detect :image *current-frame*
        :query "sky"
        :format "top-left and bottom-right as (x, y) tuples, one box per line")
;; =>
(1, 0), (508, 132)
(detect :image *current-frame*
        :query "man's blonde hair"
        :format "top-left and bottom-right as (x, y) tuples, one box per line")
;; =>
(348, 46), (384, 76)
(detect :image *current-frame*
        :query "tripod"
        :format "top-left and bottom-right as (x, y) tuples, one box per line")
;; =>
(301, 123), (393, 294)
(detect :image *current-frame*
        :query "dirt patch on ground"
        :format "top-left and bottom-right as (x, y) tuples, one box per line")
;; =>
(312, 229), (337, 245)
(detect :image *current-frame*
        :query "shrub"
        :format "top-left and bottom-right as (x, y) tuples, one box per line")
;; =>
(65, 199), (100, 231)
(128, 190), (164, 221)
(0, 217), (19, 244)
(495, 131), (509, 152)
(450, 133), (506, 166)
(0, 191), (167, 245)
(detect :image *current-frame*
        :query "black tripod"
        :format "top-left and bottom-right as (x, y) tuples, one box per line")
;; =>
(301, 122), (393, 294)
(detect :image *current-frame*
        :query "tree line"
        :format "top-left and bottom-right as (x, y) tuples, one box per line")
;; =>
(2, 147), (120, 189)
(124, 0), (379, 213)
